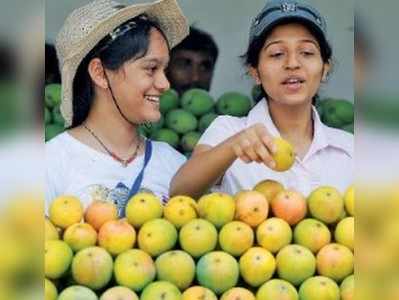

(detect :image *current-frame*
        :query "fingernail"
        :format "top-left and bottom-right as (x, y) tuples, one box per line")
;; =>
(270, 161), (276, 168)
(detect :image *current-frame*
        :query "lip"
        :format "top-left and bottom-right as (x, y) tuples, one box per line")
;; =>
(281, 75), (306, 85)
(280, 76), (306, 93)
(145, 95), (160, 103)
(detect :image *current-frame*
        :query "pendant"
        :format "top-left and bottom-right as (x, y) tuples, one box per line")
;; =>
(122, 160), (128, 167)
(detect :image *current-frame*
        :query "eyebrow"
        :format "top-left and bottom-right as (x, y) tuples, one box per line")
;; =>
(264, 39), (320, 50)
(141, 57), (170, 66)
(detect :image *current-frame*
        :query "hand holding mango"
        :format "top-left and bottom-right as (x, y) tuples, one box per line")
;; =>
(231, 124), (295, 172)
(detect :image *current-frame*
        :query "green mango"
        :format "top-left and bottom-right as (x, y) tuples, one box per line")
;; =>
(151, 128), (180, 148)
(216, 92), (252, 117)
(180, 131), (202, 152)
(341, 123), (354, 134)
(165, 109), (198, 134)
(45, 84), (62, 108)
(52, 106), (65, 126)
(198, 112), (218, 133)
(45, 107), (52, 125)
(321, 99), (354, 128)
(45, 124), (64, 141)
(160, 89), (179, 115)
(181, 88), (215, 117)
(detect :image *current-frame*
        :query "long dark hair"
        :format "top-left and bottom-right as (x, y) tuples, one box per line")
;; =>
(241, 19), (333, 104)
(71, 15), (167, 128)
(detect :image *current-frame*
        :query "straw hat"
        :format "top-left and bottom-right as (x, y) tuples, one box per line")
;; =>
(55, 0), (189, 127)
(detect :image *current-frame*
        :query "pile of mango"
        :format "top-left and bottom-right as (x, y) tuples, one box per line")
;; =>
(45, 179), (354, 300)
(141, 88), (252, 157)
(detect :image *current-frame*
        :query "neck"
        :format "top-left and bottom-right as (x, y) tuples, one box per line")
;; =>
(84, 93), (140, 151)
(268, 100), (314, 153)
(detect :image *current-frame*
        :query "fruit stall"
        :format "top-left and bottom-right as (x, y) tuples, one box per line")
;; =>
(45, 180), (354, 300)
(45, 85), (354, 300)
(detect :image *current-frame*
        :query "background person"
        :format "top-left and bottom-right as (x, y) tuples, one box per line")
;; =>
(166, 26), (218, 95)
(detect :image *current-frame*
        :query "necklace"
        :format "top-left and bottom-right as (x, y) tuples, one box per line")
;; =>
(83, 124), (141, 167)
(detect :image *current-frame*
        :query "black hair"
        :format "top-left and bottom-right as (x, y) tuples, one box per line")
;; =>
(172, 26), (219, 63)
(45, 43), (61, 84)
(70, 15), (166, 128)
(241, 19), (333, 104)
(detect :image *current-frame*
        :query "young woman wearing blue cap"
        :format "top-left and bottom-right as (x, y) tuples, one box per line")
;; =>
(170, 0), (353, 198)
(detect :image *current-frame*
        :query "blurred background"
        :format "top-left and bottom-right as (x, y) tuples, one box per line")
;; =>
(46, 0), (354, 101)
(355, 1), (399, 300)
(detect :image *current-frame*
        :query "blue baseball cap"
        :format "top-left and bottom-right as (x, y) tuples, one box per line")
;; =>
(249, 0), (328, 46)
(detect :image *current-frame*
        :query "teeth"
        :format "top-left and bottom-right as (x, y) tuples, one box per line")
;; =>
(146, 96), (159, 103)
(285, 78), (302, 84)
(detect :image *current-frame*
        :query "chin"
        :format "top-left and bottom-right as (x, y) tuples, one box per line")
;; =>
(146, 111), (161, 123)
(277, 94), (311, 106)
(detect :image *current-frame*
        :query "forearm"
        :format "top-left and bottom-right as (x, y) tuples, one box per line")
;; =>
(170, 135), (239, 199)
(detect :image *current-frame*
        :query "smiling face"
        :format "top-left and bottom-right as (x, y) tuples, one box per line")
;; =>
(107, 27), (170, 124)
(249, 22), (330, 107)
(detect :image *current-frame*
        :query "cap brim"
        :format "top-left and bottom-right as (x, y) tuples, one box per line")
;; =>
(61, 0), (189, 128)
(251, 15), (327, 47)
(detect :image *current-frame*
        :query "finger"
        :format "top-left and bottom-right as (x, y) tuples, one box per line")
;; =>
(254, 143), (276, 168)
(241, 138), (260, 162)
(255, 125), (277, 154)
(232, 143), (244, 158)
(240, 154), (252, 163)
(246, 129), (267, 163)
(232, 144), (252, 164)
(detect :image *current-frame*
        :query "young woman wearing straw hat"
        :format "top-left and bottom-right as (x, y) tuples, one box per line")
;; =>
(46, 0), (189, 214)
(171, 0), (353, 199)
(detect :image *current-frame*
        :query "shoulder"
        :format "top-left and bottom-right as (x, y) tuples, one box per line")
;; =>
(324, 125), (354, 157)
(198, 115), (247, 147)
(209, 115), (247, 132)
(45, 132), (70, 158)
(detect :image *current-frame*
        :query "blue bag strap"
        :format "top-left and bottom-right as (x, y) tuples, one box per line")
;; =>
(127, 139), (152, 199)
(117, 139), (152, 217)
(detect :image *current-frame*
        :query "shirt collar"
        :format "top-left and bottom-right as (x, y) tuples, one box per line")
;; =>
(246, 99), (351, 157)
(246, 99), (280, 136)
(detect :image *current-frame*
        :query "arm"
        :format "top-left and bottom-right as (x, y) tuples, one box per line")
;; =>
(170, 123), (277, 199)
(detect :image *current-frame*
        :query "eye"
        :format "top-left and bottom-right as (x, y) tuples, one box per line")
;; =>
(174, 58), (192, 70)
(145, 65), (157, 74)
(199, 61), (213, 72)
(301, 51), (315, 56)
(270, 52), (284, 58)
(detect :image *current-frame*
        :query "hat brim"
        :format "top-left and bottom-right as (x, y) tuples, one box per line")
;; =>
(251, 15), (328, 49)
(61, 0), (189, 128)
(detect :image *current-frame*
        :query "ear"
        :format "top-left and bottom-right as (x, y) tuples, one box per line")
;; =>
(87, 58), (109, 89)
(248, 66), (261, 85)
(321, 61), (331, 82)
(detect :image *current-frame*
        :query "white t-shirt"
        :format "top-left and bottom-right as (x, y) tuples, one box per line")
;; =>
(46, 132), (186, 210)
(198, 100), (354, 197)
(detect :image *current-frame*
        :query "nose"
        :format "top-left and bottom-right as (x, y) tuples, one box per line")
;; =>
(191, 65), (201, 82)
(155, 71), (170, 92)
(285, 52), (301, 70)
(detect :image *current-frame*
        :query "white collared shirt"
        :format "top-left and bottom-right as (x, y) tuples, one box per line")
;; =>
(197, 100), (353, 197)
